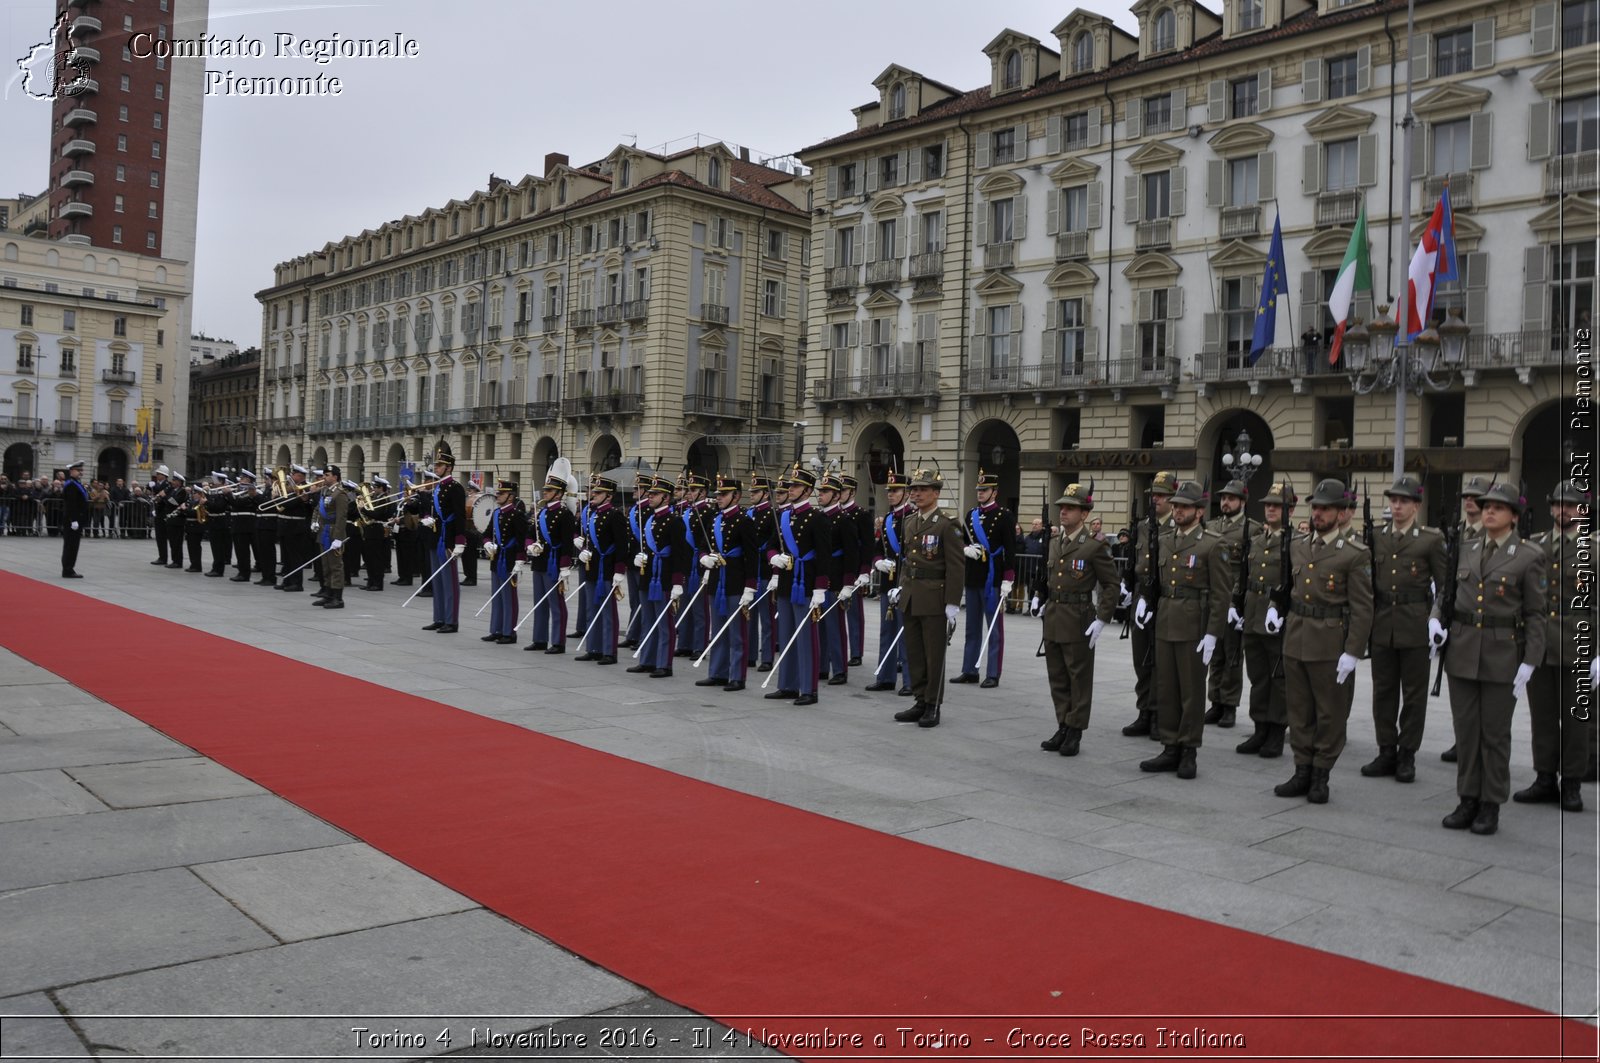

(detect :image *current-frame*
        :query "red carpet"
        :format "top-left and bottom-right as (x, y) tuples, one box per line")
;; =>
(1, 569), (1591, 1060)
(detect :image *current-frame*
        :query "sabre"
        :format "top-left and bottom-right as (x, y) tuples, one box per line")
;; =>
(577, 582), (624, 650)
(279, 542), (341, 583)
(876, 622), (906, 672)
(472, 561), (523, 618)
(694, 586), (770, 668)
(512, 569), (583, 632)
(402, 550), (462, 608)
(633, 578), (708, 659)
(762, 595), (844, 689)
(975, 595), (1005, 671)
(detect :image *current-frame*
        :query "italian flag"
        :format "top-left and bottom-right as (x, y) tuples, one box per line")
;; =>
(1326, 205), (1373, 366)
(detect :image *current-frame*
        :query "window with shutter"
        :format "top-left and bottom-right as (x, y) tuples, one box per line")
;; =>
(1302, 57), (1323, 104)
(1563, 0), (1598, 46)
(1326, 54), (1357, 99)
(1559, 95), (1600, 155)
(1433, 28), (1473, 76)
(1552, 242), (1597, 335)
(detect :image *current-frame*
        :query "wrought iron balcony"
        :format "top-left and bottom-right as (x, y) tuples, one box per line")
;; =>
(496, 403), (522, 422)
(562, 393), (643, 417)
(54, 419), (79, 435)
(541, 313), (562, 331)
(684, 394), (750, 419)
(525, 400), (560, 421)
(1134, 220), (1171, 251)
(982, 243), (1015, 270)
(1545, 152), (1598, 196)
(1219, 205), (1260, 239)
(755, 400), (785, 420)
(1423, 174), (1474, 211)
(1055, 232), (1090, 261)
(101, 368), (135, 384)
(811, 371), (940, 404)
(0, 415), (42, 430)
(866, 259), (901, 286)
(13, 360), (34, 375)
(571, 309), (595, 328)
(825, 266), (857, 291)
(701, 303), (730, 325)
(91, 421), (134, 437)
(909, 251), (943, 279)
(1314, 191), (1362, 227)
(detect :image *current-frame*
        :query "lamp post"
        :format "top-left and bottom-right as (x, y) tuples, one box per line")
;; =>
(1221, 429), (1265, 486)
(1393, 0), (1418, 480)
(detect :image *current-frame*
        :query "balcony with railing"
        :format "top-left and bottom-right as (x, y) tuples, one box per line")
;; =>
(91, 421), (134, 437)
(486, 325), (501, 341)
(562, 392), (644, 418)
(825, 265), (857, 291)
(701, 303), (730, 325)
(54, 419), (79, 435)
(1546, 151), (1599, 195)
(496, 403), (522, 422)
(67, 45), (100, 65)
(1423, 173), (1475, 210)
(866, 259), (901, 286)
(467, 404), (499, 423)
(61, 139), (95, 158)
(13, 359), (34, 375)
(60, 200), (93, 219)
(811, 371), (941, 405)
(982, 242), (1015, 270)
(0, 415), (42, 431)
(542, 312), (562, 331)
(59, 362), (78, 377)
(526, 400), (560, 421)
(1134, 220), (1171, 250)
(1055, 232), (1090, 261)
(70, 14), (102, 34)
(101, 368), (135, 384)
(755, 400), (785, 420)
(570, 309), (595, 329)
(684, 394), (751, 420)
(513, 318), (531, 337)
(62, 169), (94, 188)
(1315, 191), (1362, 226)
(63, 107), (96, 127)
(909, 251), (943, 279)
(1219, 205), (1260, 239)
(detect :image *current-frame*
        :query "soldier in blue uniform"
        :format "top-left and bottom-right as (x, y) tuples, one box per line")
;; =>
(60, 460), (88, 578)
(697, 475), (760, 691)
(840, 474), (874, 666)
(628, 476), (689, 678)
(866, 470), (912, 693)
(816, 473), (860, 686)
(525, 473), (576, 653)
(765, 465), (831, 706)
(954, 470), (1017, 688)
(481, 479), (527, 645)
(575, 474), (630, 665)
(744, 474), (778, 672)
(419, 441), (467, 633)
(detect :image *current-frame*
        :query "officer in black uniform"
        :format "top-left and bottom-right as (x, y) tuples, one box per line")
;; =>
(204, 473), (233, 577)
(229, 471), (258, 582)
(60, 460), (89, 578)
(361, 476), (395, 591)
(278, 464), (315, 592)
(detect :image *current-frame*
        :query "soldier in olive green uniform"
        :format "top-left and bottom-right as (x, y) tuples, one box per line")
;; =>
(1123, 471), (1178, 738)
(1434, 482), (1548, 836)
(1271, 478), (1374, 805)
(1514, 480), (1591, 813)
(1235, 480), (1296, 759)
(891, 468), (966, 729)
(1360, 474), (1448, 785)
(1029, 483), (1120, 757)
(1137, 480), (1231, 780)
(1441, 475), (1491, 765)
(1205, 480), (1248, 729)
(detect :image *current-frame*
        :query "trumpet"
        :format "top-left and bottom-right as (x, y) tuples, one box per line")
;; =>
(365, 475), (446, 508)
(260, 478), (318, 510)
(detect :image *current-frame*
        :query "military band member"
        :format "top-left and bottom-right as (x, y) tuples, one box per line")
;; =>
(1430, 482), (1549, 835)
(866, 470), (912, 693)
(313, 466), (350, 610)
(1360, 474), (1447, 784)
(391, 485), (420, 586)
(954, 471), (1017, 688)
(359, 477), (393, 591)
(891, 467), (964, 728)
(696, 476), (760, 691)
(1137, 480), (1231, 779)
(840, 474), (874, 666)
(744, 474), (778, 672)
(253, 474), (279, 586)
(1030, 483), (1119, 756)
(419, 442), (468, 632)
(204, 473), (233, 578)
(276, 466), (312, 592)
(1235, 481), (1295, 758)
(60, 460), (88, 579)
(1518, 480), (1595, 812)
(575, 474), (630, 665)
(1124, 471), (1178, 737)
(628, 476), (689, 678)
(480, 479), (527, 644)
(816, 473), (860, 685)
(1204, 480), (1248, 728)
(182, 480), (206, 569)
(162, 471), (188, 569)
(229, 471), (257, 582)
(1270, 478), (1374, 805)
(765, 466), (831, 705)
(339, 479), (364, 586)
(525, 473), (577, 653)
(148, 465), (176, 566)
(1441, 475), (1490, 765)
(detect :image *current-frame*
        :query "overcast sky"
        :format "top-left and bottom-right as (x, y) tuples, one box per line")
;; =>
(2, 0), (1136, 348)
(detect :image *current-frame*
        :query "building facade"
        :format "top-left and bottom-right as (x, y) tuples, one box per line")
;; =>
(187, 346), (259, 479)
(253, 143), (811, 489)
(799, 0), (1595, 527)
(189, 332), (238, 365)
(0, 233), (191, 482)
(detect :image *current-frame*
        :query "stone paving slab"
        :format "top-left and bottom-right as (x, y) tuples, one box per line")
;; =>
(1073, 821), (1306, 883)
(191, 843), (480, 942)
(1449, 864), (1600, 922)
(1466, 905), (1600, 970)
(1253, 825), (1490, 889)
(1067, 857), (1330, 935)
(900, 817), (1131, 880)
(0, 701), (150, 737)
(0, 727), (191, 774)
(56, 911), (648, 1060)
(0, 867), (277, 997)
(924, 787), (1131, 840)
(0, 768), (108, 823)
(781, 783), (972, 836)
(66, 756), (267, 808)
(0, 991), (90, 1061)
(1084, 792), (1304, 847)
(1252, 861), (1515, 935)
(0, 793), (352, 891)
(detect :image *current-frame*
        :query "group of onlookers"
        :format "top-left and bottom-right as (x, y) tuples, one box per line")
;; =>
(0, 472), (152, 538)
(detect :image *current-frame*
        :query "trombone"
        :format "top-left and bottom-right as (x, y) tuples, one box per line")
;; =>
(364, 475), (446, 508)
(260, 472), (319, 510)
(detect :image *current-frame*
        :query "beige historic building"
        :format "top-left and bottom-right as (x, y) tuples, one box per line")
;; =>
(253, 143), (811, 489)
(187, 345), (259, 480)
(799, 0), (1595, 527)
(0, 232), (190, 481)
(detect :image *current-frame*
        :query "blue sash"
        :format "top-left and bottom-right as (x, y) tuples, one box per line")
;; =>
(643, 513), (670, 601)
(969, 506), (1001, 604)
(885, 508), (902, 558)
(318, 494), (332, 550)
(537, 507), (559, 579)
(713, 510), (744, 611)
(585, 506), (614, 604)
(779, 508), (816, 605)
(491, 508), (509, 578)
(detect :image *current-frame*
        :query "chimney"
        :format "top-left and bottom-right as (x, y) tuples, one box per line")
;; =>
(544, 152), (569, 177)
(740, 147), (751, 162)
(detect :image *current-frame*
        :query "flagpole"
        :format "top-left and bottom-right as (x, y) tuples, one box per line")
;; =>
(1394, 0), (1417, 480)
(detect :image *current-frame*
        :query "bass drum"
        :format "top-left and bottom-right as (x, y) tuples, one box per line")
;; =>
(470, 492), (500, 534)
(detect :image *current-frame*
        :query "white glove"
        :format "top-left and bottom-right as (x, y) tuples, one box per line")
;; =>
(770, 553), (793, 571)
(962, 544), (983, 560)
(1227, 606), (1244, 631)
(999, 579), (1014, 598)
(578, 548), (593, 564)
(309, 520), (321, 533)
(838, 583), (856, 601)
(699, 554), (720, 570)
(70, 521), (79, 530)
(1030, 596), (1043, 617)
(944, 604), (959, 623)
(1134, 597), (1152, 630)
(854, 573), (870, 591)
(1118, 587), (1134, 609)
(330, 538), (343, 551)
(634, 551), (649, 569)
(484, 542), (498, 559)
(767, 574), (780, 593)
(810, 588), (827, 610)
(1512, 663), (1535, 700)
(887, 587), (901, 605)
(739, 588), (756, 609)
(530, 541), (545, 557)
(670, 584), (683, 602)
(1198, 633), (1218, 665)
(572, 536), (585, 552)
(1085, 618), (1106, 648)
(1264, 606), (1283, 635)
(512, 559), (525, 574)
(1335, 652), (1358, 685)
(450, 543), (464, 558)
(874, 558), (895, 574)
(612, 572), (626, 590)
(1428, 618), (1448, 649)
(421, 516), (436, 530)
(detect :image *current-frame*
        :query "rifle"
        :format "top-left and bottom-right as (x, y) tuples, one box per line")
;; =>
(1270, 483), (1293, 679)
(1139, 492), (1160, 667)
(1430, 490), (1464, 697)
(1119, 496), (1141, 639)
(1228, 502), (1249, 669)
(1362, 481), (1379, 610)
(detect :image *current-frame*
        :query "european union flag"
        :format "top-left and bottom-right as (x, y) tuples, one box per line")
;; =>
(1249, 214), (1288, 366)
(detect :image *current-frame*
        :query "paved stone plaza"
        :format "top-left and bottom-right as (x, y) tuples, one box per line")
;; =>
(0, 536), (1595, 1059)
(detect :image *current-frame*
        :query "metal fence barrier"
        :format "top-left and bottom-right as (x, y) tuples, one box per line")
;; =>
(0, 498), (157, 538)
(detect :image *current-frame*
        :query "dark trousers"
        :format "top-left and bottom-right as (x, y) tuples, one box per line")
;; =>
(184, 524), (205, 566)
(1285, 657), (1349, 770)
(233, 530), (253, 576)
(1242, 632), (1287, 728)
(1155, 636), (1207, 748)
(903, 610), (947, 707)
(254, 526), (277, 581)
(1370, 642), (1431, 752)
(1207, 628), (1244, 707)
(208, 525), (232, 573)
(1044, 638), (1095, 729)
(60, 525), (81, 574)
(361, 534), (387, 585)
(153, 514), (171, 562)
(1528, 662), (1593, 779)
(1447, 675), (1516, 805)
(1132, 620), (1156, 712)
(394, 530), (416, 580)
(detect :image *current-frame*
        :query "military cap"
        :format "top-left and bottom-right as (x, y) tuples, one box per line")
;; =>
(1151, 471), (1179, 496)
(495, 478), (517, 494)
(1385, 474), (1424, 501)
(432, 439), (455, 468)
(1055, 482), (1093, 508)
(839, 474), (858, 491)
(1461, 476), (1490, 498)
(66, 460), (85, 472)
(1262, 480), (1298, 506)
(237, 469), (256, 481)
(1477, 482), (1524, 513)
(715, 475), (742, 493)
(975, 469), (1000, 490)
(818, 473), (845, 493)
(884, 469), (910, 489)
(646, 476), (674, 494)
(591, 474), (618, 493)
(171, 472), (186, 483)
(1307, 478), (1349, 506)
(155, 464), (170, 476)
(372, 475), (391, 489)
(684, 472), (710, 491)
(291, 463), (309, 475)
(341, 479), (359, 491)
(1217, 479), (1249, 500)
(1170, 479), (1207, 506)
(1549, 479), (1589, 504)
(908, 467), (943, 489)
(749, 474), (773, 491)
(785, 465), (817, 490)
(543, 474), (568, 493)
(325, 464), (342, 480)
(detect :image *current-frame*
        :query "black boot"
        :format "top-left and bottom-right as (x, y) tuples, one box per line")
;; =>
(1360, 746), (1398, 778)
(1176, 746), (1197, 780)
(1469, 802), (1499, 835)
(1236, 728), (1269, 755)
(1258, 723), (1285, 758)
(1441, 744), (1458, 763)
(916, 701), (941, 728)
(1275, 765), (1313, 797)
(1394, 748), (1416, 783)
(1122, 710), (1153, 737)
(893, 702), (928, 723)
(1041, 726), (1069, 752)
(1441, 798), (1480, 830)
(1512, 772), (1560, 804)
(323, 588), (345, 610)
(1058, 727), (1082, 757)
(1561, 778), (1584, 812)
(1217, 706), (1236, 728)
(1307, 767), (1330, 804)
(1140, 745), (1182, 773)
(1204, 703), (1225, 725)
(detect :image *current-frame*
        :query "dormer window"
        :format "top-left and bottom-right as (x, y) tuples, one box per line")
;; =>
(620, 159), (631, 188)
(889, 82), (906, 119)
(1003, 50), (1022, 90)
(1153, 9), (1176, 52)
(1238, 0), (1264, 31)
(558, 178), (567, 204)
(708, 156), (722, 187)
(1072, 33), (1094, 73)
